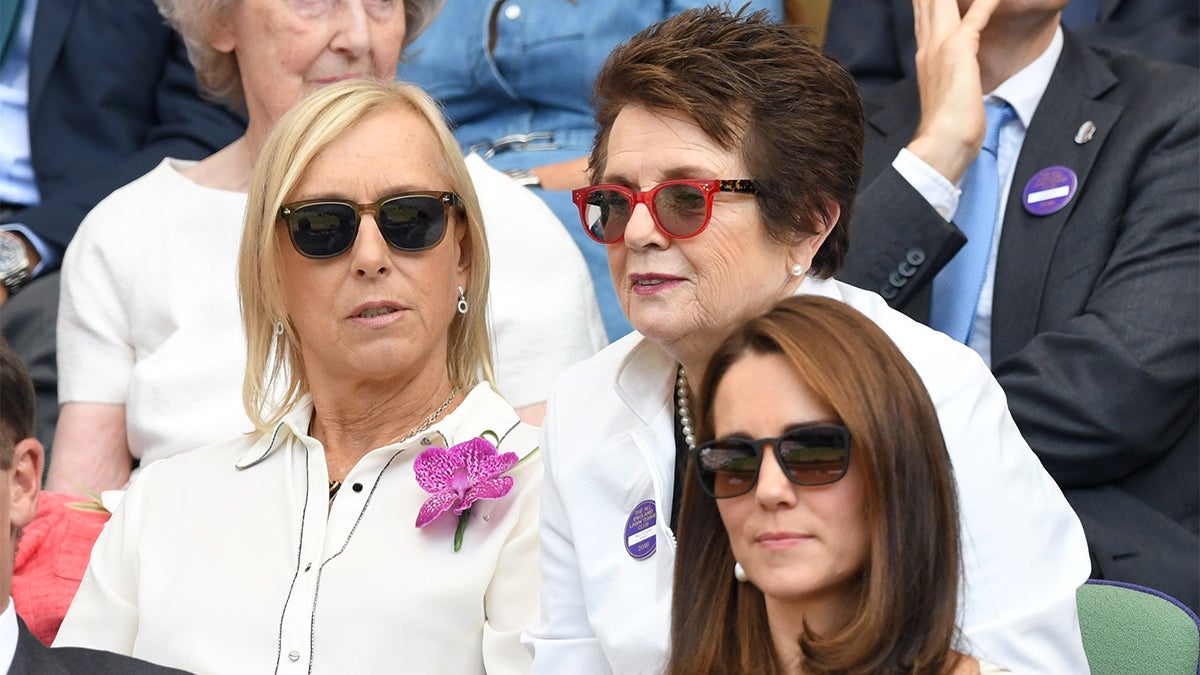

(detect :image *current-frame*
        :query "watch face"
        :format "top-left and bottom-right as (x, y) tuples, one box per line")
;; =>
(0, 233), (27, 274)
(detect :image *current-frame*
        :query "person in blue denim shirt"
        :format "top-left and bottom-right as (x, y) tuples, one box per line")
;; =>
(398, 0), (783, 341)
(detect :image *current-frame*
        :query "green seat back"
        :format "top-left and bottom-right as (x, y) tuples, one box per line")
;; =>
(1077, 580), (1200, 675)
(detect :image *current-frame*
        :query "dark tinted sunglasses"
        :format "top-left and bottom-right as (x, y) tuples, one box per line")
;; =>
(572, 179), (758, 245)
(692, 424), (852, 499)
(279, 191), (462, 259)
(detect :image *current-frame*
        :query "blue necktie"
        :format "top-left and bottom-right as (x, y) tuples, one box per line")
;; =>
(929, 100), (1014, 343)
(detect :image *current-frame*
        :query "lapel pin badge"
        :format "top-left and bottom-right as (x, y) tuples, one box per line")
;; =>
(624, 499), (657, 560)
(1023, 165), (1078, 216)
(1074, 120), (1097, 145)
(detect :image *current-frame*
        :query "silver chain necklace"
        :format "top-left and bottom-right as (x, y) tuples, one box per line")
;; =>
(328, 386), (460, 501)
(675, 366), (696, 450)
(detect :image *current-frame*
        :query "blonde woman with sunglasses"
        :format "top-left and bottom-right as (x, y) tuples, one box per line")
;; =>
(56, 79), (541, 675)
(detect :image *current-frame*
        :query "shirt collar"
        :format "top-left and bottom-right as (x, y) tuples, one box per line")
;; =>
(0, 600), (18, 675)
(989, 25), (1063, 129)
(234, 382), (524, 469)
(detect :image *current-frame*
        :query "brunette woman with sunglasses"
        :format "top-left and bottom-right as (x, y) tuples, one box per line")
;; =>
(55, 80), (541, 675)
(527, 8), (1090, 675)
(669, 295), (1008, 674)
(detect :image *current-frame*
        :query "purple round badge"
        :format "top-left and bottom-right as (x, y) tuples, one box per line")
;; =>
(624, 500), (657, 560)
(1022, 165), (1078, 216)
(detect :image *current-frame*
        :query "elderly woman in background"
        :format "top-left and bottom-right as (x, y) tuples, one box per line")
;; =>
(671, 296), (1007, 674)
(55, 80), (541, 674)
(527, 8), (1089, 675)
(46, 0), (601, 496)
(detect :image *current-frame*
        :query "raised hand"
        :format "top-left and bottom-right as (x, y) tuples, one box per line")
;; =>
(907, 0), (1001, 185)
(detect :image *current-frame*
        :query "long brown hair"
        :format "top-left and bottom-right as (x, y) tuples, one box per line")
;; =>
(669, 296), (962, 674)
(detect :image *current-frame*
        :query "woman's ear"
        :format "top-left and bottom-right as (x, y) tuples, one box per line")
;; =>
(208, 9), (237, 54)
(454, 216), (471, 281)
(789, 199), (841, 272)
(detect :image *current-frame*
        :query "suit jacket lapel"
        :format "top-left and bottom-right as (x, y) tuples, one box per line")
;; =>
(991, 32), (1122, 364)
(28, 0), (81, 120)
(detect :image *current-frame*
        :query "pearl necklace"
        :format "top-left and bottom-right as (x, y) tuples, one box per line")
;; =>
(676, 366), (696, 450)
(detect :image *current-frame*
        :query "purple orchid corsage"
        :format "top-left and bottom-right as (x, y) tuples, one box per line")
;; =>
(413, 433), (521, 552)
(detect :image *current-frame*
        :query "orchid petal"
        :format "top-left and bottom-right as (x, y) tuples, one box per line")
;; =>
(413, 446), (463, 494)
(415, 490), (461, 528)
(462, 475), (515, 508)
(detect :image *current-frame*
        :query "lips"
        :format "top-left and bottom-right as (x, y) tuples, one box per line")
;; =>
(755, 532), (813, 549)
(315, 73), (365, 85)
(348, 300), (406, 323)
(629, 272), (685, 295)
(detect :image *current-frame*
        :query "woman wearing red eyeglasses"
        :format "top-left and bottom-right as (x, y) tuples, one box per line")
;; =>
(669, 295), (1007, 674)
(527, 7), (1090, 675)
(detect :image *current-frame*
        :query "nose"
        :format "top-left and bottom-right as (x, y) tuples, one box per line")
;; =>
(351, 215), (390, 278)
(330, 0), (372, 63)
(621, 201), (668, 251)
(754, 449), (797, 510)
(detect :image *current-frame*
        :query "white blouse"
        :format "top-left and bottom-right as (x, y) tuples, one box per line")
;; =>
(56, 383), (541, 675)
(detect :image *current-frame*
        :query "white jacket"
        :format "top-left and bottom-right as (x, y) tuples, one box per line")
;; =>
(527, 278), (1090, 674)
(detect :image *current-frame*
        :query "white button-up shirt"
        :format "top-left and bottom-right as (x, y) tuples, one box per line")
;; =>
(56, 383), (542, 675)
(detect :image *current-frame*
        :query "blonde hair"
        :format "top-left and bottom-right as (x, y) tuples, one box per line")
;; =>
(154, 0), (445, 110)
(238, 78), (493, 431)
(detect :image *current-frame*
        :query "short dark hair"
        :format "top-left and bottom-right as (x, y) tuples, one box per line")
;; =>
(669, 296), (962, 674)
(0, 338), (36, 470)
(589, 6), (864, 278)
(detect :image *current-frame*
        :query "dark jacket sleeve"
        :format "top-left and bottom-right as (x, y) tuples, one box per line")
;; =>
(7, 1), (245, 254)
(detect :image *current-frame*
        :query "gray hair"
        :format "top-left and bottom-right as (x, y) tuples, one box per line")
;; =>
(154, 0), (444, 110)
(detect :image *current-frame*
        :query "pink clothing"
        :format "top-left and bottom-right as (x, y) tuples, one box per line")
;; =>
(12, 491), (109, 645)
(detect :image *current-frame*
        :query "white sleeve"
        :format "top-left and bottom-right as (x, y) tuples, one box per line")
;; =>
(468, 154), (608, 408)
(53, 479), (144, 653)
(56, 190), (140, 404)
(482, 453), (543, 675)
(924, 342), (1090, 674)
(523, 387), (613, 675)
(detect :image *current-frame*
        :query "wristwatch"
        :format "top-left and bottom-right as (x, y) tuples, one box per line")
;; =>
(0, 231), (31, 295)
(505, 168), (543, 189)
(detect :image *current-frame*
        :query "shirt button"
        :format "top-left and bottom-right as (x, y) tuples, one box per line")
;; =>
(288, 650), (300, 662)
(352, 483), (363, 493)
(504, 4), (521, 20)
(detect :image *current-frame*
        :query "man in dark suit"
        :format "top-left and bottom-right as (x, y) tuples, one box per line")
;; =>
(838, 0), (1198, 610)
(0, 339), (189, 674)
(825, 0), (1199, 92)
(0, 0), (245, 449)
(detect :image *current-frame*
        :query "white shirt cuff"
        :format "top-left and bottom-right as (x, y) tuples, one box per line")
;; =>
(892, 148), (961, 222)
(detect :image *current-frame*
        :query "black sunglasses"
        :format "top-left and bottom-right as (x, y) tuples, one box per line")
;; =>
(278, 191), (462, 259)
(692, 424), (852, 499)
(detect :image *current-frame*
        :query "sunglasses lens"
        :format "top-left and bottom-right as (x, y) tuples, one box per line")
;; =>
(286, 203), (357, 258)
(696, 440), (760, 498)
(779, 428), (850, 485)
(378, 195), (449, 251)
(580, 189), (632, 243)
(653, 183), (709, 237)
